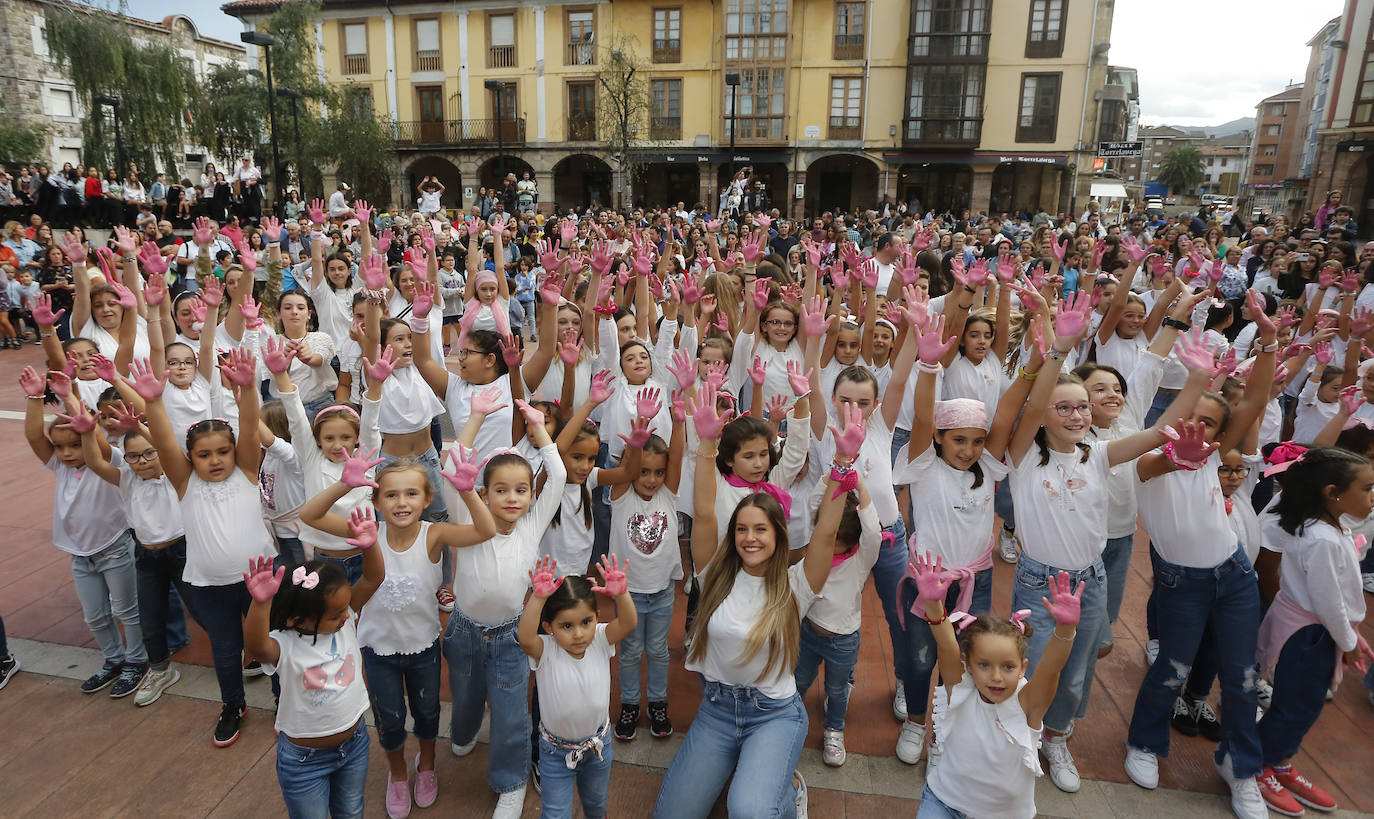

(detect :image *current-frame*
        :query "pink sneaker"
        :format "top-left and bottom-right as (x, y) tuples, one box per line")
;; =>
(414, 753), (438, 808)
(386, 772), (412, 819)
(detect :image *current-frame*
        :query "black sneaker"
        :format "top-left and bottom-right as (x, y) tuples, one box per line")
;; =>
(1169, 696), (1199, 736)
(648, 701), (673, 738)
(1192, 698), (1221, 742)
(110, 662), (148, 699)
(81, 663), (122, 694)
(243, 660), (265, 678)
(0, 653), (19, 690)
(214, 702), (247, 747)
(614, 703), (639, 741)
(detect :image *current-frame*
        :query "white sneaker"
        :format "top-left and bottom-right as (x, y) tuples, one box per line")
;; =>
(451, 739), (477, 757)
(133, 666), (180, 707)
(822, 728), (846, 767)
(892, 680), (908, 722)
(1144, 639), (1160, 666)
(926, 738), (943, 771)
(896, 720), (927, 764)
(998, 527), (1020, 563)
(1125, 746), (1159, 790)
(794, 770), (809, 819)
(1041, 735), (1081, 793)
(1255, 677), (1273, 710)
(1215, 753), (1268, 819)
(491, 785), (526, 819)
(1362, 572), (1374, 594)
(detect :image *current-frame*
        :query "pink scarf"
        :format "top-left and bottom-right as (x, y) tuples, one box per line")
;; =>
(1257, 590), (1347, 692)
(896, 532), (995, 629)
(722, 474), (792, 518)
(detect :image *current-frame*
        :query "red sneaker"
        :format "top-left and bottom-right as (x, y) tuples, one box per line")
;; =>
(1274, 766), (1337, 812)
(1256, 767), (1305, 817)
(436, 588), (455, 612)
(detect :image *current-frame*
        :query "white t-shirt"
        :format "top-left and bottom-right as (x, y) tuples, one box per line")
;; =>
(46, 453), (130, 557)
(1293, 379), (1338, 443)
(180, 470), (275, 586)
(78, 316), (151, 365)
(928, 676), (1039, 819)
(894, 446), (1007, 566)
(1135, 450), (1236, 568)
(378, 365), (444, 435)
(162, 376), (213, 449)
(608, 485), (683, 594)
(266, 332), (338, 404)
(419, 189), (442, 213)
(117, 465), (185, 545)
(805, 502), (881, 634)
(941, 355), (1008, 426)
(259, 437), (305, 539)
(1090, 351), (1165, 538)
(310, 279), (360, 349)
(444, 373), (514, 461)
(1006, 443), (1111, 571)
(533, 623), (614, 741)
(265, 620), (370, 739)
(685, 563), (818, 699)
(541, 471), (598, 573)
(1094, 332), (1148, 378)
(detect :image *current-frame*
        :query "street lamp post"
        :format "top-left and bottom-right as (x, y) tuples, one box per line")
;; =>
(240, 31), (280, 208)
(484, 79), (505, 187)
(92, 95), (123, 176)
(725, 72), (741, 194)
(276, 88), (302, 192)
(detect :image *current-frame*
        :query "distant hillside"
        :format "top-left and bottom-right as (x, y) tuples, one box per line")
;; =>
(1148, 117), (1255, 136)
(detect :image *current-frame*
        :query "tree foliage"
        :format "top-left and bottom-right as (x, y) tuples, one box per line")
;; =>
(595, 36), (655, 208)
(1157, 146), (1205, 195)
(0, 103), (47, 168)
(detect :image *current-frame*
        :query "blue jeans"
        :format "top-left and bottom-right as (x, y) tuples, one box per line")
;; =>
(994, 478), (1015, 531)
(1126, 544), (1262, 777)
(592, 443), (612, 566)
(794, 620), (861, 730)
(276, 718), (369, 819)
(619, 587), (673, 705)
(70, 530), (146, 667)
(186, 581), (251, 704)
(654, 678), (806, 819)
(1143, 387), (1178, 428)
(1012, 552), (1108, 733)
(276, 536), (306, 569)
(871, 518), (909, 682)
(1100, 534), (1135, 648)
(361, 639), (441, 752)
(443, 608), (530, 794)
(379, 447), (451, 585)
(538, 724), (613, 819)
(916, 782), (968, 819)
(1258, 624), (1337, 765)
(898, 569), (992, 721)
(317, 552), (363, 585)
(134, 538), (200, 670)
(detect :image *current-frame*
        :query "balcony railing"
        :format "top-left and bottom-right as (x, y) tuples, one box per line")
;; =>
(909, 33), (989, 61)
(415, 49), (440, 71)
(833, 34), (864, 60)
(902, 117), (981, 146)
(567, 116), (597, 141)
(566, 41), (596, 65)
(395, 118), (527, 147)
(489, 45), (515, 68)
(650, 115), (681, 140)
(343, 53), (369, 74)
(828, 118), (862, 140)
(652, 38), (681, 63)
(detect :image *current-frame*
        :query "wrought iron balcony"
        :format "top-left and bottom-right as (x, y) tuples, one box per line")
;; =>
(395, 118), (527, 148)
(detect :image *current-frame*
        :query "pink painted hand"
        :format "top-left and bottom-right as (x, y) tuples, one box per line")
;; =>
(441, 445), (482, 493)
(217, 347), (256, 388)
(1340, 384), (1366, 417)
(787, 360), (812, 397)
(360, 254), (389, 291)
(829, 401), (866, 460)
(635, 386), (663, 420)
(341, 444), (384, 489)
(49, 368), (72, 398)
(589, 369), (616, 404)
(90, 353), (117, 383)
(619, 414), (655, 450)
(514, 398), (546, 429)
(56, 404), (97, 435)
(127, 358), (167, 402)
(307, 199), (326, 226)
(1174, 327), (1221, 372)
(139, 241), (169, 275)
(1041, 571), (1084, 626)
(144, 271), (167, 306)
(529, 556), (564, 598)
(800, 295), (834, 338)
(243, 555), (284, 604)
(689, 384), (728, 440)
(749, 355), (768, 387)
(18, 366), (45, 398)
(702, 360), (728, 390)
(1166, 419), (1219, 464)
(912, 551), (954, 605)
(499, 334), (523, 369)
(471, 386), (509, 417)
(666, 349), (696, 391)
(591, 555), (628, 597)
(411, 279), (435, 317)
(916, 314), (956, 364)
(541, 270), (565, 306)
(200, 276), (224, 308)
(363, 345), (396, 384)
(670, 389), (687, 423)
(194, 216), (215, 246)
(345, 507), (379, 550)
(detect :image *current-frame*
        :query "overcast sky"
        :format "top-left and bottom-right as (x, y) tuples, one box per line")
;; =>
(1109, 0), (1345, 127)
(118, 0), (1348, 130)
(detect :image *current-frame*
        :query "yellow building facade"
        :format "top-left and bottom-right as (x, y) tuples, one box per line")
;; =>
(224, 0), (1114, 218)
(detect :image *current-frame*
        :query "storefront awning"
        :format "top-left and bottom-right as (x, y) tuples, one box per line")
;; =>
(1089, 181), (1128, 199)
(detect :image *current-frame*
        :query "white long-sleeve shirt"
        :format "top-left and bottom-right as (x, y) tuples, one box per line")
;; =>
(1262, 517), (1367, 651)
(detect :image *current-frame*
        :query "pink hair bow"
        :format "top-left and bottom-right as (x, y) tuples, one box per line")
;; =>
(1010, 609), (1033, 634)
(948, 611), (977, 633)
(1262, 442), (1308, 477)
(292, 566), (320, 590)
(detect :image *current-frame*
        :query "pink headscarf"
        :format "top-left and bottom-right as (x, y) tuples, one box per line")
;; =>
(933, 398), (987, 431)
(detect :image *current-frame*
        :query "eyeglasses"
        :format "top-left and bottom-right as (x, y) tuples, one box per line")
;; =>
(1217, 466), (1251, 478)
(457, 349), (487, 360)
(763, 319), (795, 328)
(166, 358), (196, 367)
(125, 448), (159, 463)
(1050, 402), (1093, 417)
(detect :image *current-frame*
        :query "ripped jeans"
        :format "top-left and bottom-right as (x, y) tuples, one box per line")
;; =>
(1125, 543), (1263, 778)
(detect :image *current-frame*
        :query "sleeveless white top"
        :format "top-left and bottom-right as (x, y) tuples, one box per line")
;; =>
(180, 469), (275, 586)
(357, 521), (442, 655)
(378, 365), (444, 435)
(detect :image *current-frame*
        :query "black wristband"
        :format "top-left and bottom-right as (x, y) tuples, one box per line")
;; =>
(1162, 316), (1190, 331)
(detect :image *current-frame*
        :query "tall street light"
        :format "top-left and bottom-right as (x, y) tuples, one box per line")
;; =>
(92, 95), (123, 176)
(240, 30), (280, 207)
(725, 72), (741, 192)
(276, 88), (302, 192)
(484, 79), (506, 187)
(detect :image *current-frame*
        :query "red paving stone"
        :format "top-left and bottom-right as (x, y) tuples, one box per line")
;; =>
(2, 341), (1374, 814)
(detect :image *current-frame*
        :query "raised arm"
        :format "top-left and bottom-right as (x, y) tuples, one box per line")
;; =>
(20, 367), (54, 463)
(688, 385), (728, 572)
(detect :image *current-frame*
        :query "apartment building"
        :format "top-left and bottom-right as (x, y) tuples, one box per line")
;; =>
(1246, 85), (1305, 216)
(1304, 0), (1372, 235)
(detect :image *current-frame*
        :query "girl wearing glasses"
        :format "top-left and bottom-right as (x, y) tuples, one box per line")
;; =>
(730, 271), (804, 410)
(983, 291), (1211, 795)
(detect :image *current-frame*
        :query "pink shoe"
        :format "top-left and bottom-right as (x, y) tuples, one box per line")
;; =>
(386, 772), (412, 819)
(414, 753), (438, 808)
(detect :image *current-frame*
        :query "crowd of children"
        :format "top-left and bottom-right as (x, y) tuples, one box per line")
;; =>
(5, 201), (1374, 819)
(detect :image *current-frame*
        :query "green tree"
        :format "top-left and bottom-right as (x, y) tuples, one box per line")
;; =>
(1156, 146), (1205, 195)
(44, 6), (203, 176)
(0, 104), (47, 168)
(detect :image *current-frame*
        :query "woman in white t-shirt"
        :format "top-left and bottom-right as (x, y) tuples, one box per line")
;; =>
(241, 518), (383, 819)
(265, 291), (338, 419)
(983, 292), (1189, 794)
(652, 384), (851, 819)
(518, 556), (636, 818)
